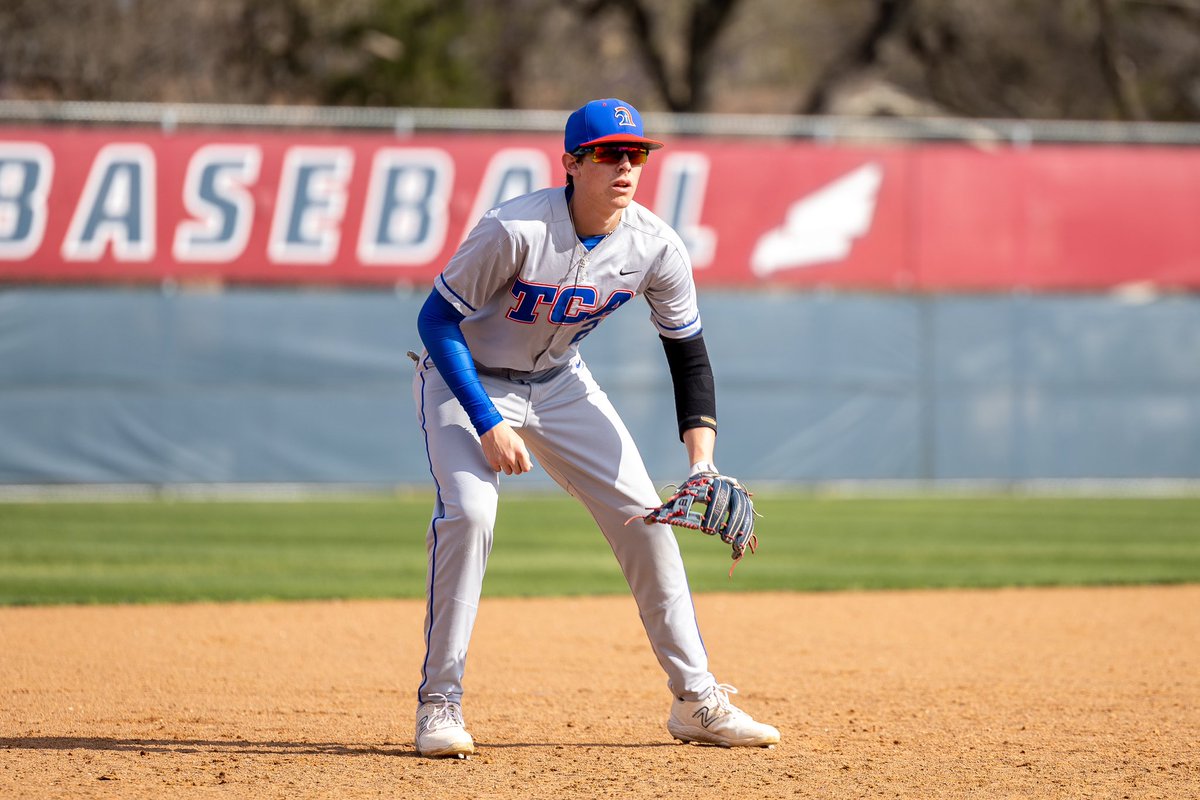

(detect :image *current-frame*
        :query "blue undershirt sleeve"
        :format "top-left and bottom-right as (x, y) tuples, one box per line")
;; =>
(417, 289), (504, 437)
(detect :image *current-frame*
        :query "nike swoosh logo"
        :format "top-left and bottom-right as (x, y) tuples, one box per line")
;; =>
(619, 268), (642, 275)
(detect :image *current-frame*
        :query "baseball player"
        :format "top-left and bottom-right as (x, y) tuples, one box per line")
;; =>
(411, 98), (779, 757)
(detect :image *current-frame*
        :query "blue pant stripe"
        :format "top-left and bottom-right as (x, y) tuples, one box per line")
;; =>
(416, 365), (445, 704)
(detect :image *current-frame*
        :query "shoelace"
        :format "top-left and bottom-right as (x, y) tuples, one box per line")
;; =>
(422, 693), (465, 732)
(706, 683), (741, 718)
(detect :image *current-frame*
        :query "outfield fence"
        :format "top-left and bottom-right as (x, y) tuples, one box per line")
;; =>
(2, 287), (1198, 489)
(2, 102), (1199, 491)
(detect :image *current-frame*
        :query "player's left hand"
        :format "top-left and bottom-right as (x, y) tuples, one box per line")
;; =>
(631, 472), (759, 574)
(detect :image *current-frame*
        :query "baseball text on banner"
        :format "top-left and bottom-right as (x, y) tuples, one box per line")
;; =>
(1, 126), (1198, 289)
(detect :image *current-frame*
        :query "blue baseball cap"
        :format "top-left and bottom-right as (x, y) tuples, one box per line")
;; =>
(564, 98), (665, 153)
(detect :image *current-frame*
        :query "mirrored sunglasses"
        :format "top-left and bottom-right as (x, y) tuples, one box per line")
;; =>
(576, 145), (651, 166)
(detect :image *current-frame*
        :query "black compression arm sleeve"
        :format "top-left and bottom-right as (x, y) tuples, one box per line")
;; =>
(660, 333), (717, 441)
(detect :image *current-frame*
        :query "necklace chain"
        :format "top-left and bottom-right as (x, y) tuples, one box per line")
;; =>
(566, 194), (616, 283)
(571, 227), (609, 281)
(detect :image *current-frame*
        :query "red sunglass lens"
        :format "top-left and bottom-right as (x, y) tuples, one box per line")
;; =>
(591, 147), (649, 165)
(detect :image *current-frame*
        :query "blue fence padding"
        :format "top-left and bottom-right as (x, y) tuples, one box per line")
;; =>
(1, 288), (1198, 485)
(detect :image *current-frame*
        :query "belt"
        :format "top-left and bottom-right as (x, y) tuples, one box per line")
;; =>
(473, 361), (572, 384)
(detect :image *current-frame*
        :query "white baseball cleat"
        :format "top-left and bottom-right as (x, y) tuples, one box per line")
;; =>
(667, 683), (781, 748)
(415, 694), (476, 758)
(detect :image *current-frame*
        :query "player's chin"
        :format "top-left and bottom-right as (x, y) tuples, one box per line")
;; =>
(608, 192), (635, 208)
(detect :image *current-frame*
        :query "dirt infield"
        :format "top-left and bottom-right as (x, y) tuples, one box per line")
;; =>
(2, 586), (1197, 799)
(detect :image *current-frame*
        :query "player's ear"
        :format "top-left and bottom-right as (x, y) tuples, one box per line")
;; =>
(562, 152), (581, 177)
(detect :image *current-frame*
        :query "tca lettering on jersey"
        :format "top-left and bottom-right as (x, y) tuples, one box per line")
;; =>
(506, 277), (634, 335)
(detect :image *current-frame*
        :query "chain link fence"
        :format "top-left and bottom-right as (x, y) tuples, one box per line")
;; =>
(5, 100), (1200, 146)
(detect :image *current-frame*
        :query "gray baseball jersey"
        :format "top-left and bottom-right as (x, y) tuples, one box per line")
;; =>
(434, 186), (702, 372)
(414, 185), (721, 710)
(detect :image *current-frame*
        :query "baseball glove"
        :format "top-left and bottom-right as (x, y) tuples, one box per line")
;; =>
(630, 472), (759, 574)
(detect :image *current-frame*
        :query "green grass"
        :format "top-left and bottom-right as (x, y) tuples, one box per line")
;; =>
(1, 493), (1198, 605)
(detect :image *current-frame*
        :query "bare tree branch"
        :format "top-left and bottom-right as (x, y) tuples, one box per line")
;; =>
(570, 0), (743, 111)
(1125, 0), (1200, 17)
(1095, 0), (1148, 120)
(617, 0), (683, 108)
(800, 0), (914, 115)
(685, 0), (744, 111)
(3, 0), (1200, 120)
(570, 0), (682, 109)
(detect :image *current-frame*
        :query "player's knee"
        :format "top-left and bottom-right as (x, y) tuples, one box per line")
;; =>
(438, 501), (498, 541)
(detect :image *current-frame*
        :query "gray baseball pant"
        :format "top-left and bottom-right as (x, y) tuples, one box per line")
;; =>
(412, 353), (716, 706)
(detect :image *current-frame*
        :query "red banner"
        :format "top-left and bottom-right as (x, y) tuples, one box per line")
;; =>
(1, 125), (1198, 289)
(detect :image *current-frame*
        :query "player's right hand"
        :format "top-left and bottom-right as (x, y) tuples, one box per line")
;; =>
(480, 421), (533, 476)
